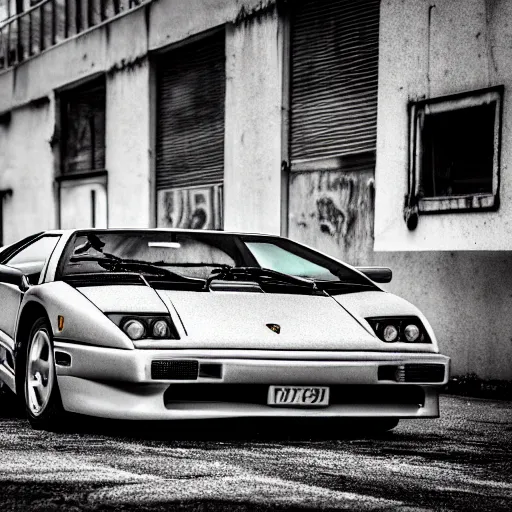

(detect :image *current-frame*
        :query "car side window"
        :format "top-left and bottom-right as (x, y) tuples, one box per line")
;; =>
(5, 236), (61, 284)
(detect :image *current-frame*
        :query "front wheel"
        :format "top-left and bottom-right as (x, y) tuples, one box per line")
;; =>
(361, 418), (399, 433)
(24, 317), (66, 431)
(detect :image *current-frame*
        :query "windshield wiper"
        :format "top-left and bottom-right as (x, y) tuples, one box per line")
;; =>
(69, 255), (201, 283)
(140, 261), (233, 269)
(206, 266), (324, 293)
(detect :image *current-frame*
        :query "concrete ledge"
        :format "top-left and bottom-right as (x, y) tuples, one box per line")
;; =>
(445, 373), (512, 401)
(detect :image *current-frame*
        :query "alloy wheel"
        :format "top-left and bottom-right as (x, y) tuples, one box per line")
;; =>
(26, 328), (55, 416)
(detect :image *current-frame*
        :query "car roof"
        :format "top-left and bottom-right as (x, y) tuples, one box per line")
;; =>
(40, 228), (282, 238)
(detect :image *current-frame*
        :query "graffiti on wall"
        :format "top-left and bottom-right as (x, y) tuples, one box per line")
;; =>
(157, 184), (223, 230)
(289, 169), (375, 265)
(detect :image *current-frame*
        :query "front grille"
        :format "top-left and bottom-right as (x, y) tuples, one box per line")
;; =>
(403, 364), (446, 383)
(151, 360), (199, 380)
(164, 384), (425, 407)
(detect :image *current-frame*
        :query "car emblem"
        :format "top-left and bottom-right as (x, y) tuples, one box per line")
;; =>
(266, 323), (281, 334)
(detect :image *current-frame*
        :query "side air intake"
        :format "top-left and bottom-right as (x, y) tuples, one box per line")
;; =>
(379, 364), (446, 383)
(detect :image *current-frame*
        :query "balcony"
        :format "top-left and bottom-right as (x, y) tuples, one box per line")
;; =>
(0, 0), (148, 71)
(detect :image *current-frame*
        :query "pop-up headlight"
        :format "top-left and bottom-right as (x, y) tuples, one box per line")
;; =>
(123, 319), (146, 340)
(107, 314), (179, 340)
(365, 317), (431, 344)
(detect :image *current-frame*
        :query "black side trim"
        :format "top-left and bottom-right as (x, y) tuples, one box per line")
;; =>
(55, 338), (132, 350)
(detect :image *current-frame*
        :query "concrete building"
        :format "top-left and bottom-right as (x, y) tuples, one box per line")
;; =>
(0, 0), (511, 379)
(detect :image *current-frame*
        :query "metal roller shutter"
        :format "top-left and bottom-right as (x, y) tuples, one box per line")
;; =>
(156, 32), (225, 190)
(290, 0), (380, 167)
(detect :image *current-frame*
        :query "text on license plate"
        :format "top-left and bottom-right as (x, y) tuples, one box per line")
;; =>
(267, 386), (329, 406)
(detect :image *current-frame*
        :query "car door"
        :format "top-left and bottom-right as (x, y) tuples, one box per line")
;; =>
(0, 235), (61, 341)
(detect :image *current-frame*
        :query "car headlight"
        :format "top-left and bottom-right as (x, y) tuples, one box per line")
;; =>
(382, 324), (399, 342)
(404, 323), (420, 342)
(152, 319), (170, 338)
(123, 319), (146, 340)
(365, 317), (431, 344)
(107, 314), (179, 340)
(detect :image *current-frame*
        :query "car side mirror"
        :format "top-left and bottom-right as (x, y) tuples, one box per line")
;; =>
(0, 264), (31, 291)
(356, 266), (392, 283)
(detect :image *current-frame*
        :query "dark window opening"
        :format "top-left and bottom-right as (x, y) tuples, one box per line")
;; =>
(0, 195), (3, 247)
(0, 189), (13, 247)
(409, 86), (502, 214)
(421, 103), (496, 198)
(61, 78), (106, 175)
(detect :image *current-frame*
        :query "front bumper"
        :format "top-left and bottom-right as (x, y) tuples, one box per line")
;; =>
(54, 341), (450, 420)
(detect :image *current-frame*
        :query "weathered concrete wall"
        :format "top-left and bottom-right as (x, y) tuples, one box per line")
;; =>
(0, 53), (152, 242)
(0, 100), (56, 241)
(0, 0), (282, 241)
(149, 0), (273, 50)
(106, 61), (151, 228)
(375, 0), (512, 251)
(0, 0), (275, 114)
(223, 8), (284, 235)
(373, 250), (512, 380)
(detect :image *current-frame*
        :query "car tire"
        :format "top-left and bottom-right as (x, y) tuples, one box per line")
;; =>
(331, 418), (399, 436)
(313, 418), (399, 438)
(24, 317), (66, 431)
(0, 383), (24, 419)
(364, 418), (399, 432)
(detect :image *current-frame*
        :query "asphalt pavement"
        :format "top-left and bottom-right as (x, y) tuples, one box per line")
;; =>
(0, 395), (511, 511)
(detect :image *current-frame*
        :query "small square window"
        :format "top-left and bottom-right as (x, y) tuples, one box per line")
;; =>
(409, 86), (502, 213)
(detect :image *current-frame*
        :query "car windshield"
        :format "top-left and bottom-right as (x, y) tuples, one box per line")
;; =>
(57, 230), (375, 291)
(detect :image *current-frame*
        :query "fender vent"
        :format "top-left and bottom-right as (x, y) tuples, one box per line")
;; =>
(55, 351), (72, 367)
(64, 272), (146, 287)
(151, 360), (199, 380)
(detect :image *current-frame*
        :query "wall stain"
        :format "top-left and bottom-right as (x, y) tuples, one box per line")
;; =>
(484, 0), (499, 78)
(289, 169), (375, 265)
(235, 1), (278, 25)
(107, 54), (148, 75)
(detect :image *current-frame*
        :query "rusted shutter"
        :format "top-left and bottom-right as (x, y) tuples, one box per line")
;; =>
(290, 0), (380, 165)
(62, 79), (106, 174)
(156, 31), (225, 190)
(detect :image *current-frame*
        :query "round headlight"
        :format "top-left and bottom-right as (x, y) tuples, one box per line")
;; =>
(123, 319), (146, 340)
(404, 324), (420, 342)
(382, 324), (399, 342)
(152, 319), (170, 338)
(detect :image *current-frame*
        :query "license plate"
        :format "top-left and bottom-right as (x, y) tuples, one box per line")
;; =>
(267, 386), (329, 407)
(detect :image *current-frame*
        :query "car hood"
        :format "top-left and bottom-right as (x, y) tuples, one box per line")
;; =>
(155, 290), (387, 351)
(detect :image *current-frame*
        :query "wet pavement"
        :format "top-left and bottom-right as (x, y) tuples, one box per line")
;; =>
(0, 395), (511, 511)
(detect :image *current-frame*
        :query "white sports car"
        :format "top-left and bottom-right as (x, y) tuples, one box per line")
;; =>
(0, 229), (449, 432)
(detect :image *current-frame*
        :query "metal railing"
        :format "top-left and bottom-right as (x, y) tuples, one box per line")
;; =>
(0, 0), (147, 71)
